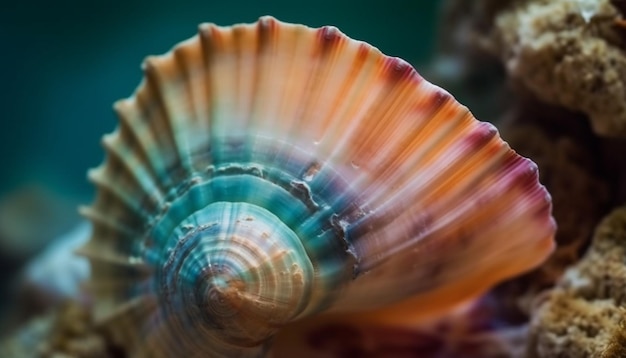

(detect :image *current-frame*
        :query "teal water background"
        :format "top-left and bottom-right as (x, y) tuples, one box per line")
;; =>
(0, 1), (440, 203)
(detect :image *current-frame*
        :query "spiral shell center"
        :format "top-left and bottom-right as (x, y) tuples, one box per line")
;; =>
(161, 202), (314, 346)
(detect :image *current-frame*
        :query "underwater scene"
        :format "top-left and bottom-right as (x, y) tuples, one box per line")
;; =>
(1, 0), (625, 357)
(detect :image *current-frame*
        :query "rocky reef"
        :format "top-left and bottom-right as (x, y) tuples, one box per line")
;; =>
(489, 0), (626, 137)
(436, 0), (626, 136)
(529, 207), (626, 357)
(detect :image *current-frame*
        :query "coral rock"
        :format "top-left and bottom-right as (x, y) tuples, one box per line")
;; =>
(0, 301), (114, 358)
(488, 0), (626, 137)
(528, 207), (626, 357)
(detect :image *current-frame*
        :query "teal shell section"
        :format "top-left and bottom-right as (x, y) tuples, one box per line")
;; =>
(81, 16), (556, 357)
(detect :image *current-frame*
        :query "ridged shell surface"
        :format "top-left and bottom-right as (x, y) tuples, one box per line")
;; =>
(81, 16), (556, 357)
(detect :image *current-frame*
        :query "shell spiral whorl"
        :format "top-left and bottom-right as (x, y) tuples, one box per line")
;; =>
(161, 202), (312, 351)
(128, 138), (361, 355)
(81, 16), (556, 357)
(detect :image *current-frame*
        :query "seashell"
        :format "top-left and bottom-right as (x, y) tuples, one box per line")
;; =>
(80, 16), (556, 357)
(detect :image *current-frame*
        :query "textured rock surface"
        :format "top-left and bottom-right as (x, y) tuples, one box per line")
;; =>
(528, 207), (626, 357)
(0, 301), (115, 358)
(487, 0), (626, 137)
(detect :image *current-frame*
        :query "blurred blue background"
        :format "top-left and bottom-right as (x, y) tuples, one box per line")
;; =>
(0, 0), (440, 203)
